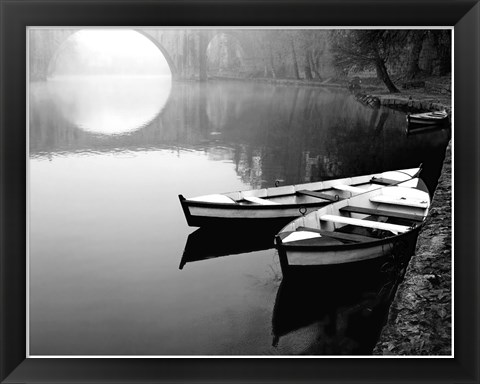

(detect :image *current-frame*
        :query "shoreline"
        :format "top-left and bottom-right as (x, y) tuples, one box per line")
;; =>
(373, 141), (452, 355)
(205, 76), (451, 112)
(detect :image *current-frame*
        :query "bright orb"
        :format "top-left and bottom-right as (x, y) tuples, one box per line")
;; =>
(47, 29), (173, 135)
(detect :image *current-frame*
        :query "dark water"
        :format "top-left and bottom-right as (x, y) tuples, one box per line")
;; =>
(29, 77), (450, 355)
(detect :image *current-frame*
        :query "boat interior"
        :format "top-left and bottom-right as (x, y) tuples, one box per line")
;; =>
(280, 185), (429, 245)
(188, 170), (420, 206)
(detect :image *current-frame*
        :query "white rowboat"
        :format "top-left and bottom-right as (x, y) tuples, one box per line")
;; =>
(179, 168), (421, 227)
(275, 177), (430, 274)
(406, 110), (449, 126)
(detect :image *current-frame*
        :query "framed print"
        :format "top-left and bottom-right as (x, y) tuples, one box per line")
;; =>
(1, 0), (478, 383)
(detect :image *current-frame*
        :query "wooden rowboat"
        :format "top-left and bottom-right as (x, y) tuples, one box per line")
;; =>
(275, 178), (430, 274)
(406, 110), (449, 126)
(179, 168), (421, 227)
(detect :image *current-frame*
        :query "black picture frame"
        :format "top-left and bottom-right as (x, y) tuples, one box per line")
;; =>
(1, 0), (478, 383)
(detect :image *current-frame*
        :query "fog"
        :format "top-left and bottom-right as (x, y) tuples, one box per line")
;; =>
(50, 29), (172, 77)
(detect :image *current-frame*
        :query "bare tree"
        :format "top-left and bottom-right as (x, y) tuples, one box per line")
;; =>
(405, 31), (427, 80)
(290, 34), (300, 80)
(330, 30), (400, 93)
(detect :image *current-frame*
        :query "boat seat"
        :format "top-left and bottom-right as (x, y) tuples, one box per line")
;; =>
(296, 190), (339, 202)
(319, 214), (411, 234)
(332, 185), (365, 194)
(370, 195), (428, 208)
(370, 177), (402, 186)
(297, 226), (377, 243)
(340, 205), (424, 222)
(282, 231), (321, 243)
(243, 196), (279, 205)
(266, 185), (295, 197)
(189, 194), (236, 204)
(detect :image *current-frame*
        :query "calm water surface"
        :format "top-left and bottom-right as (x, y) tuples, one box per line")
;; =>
(29, 77), (450, 355)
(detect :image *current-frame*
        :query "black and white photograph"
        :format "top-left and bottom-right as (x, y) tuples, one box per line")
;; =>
(28, 27), (452, 357)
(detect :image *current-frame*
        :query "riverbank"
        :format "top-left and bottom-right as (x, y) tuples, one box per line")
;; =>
(373, 90), (451, 113)
(373, 140), (452, 355)
(208, 75), (345, 89)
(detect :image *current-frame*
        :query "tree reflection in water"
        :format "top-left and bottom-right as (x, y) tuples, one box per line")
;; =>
(30, 80), (450, 191)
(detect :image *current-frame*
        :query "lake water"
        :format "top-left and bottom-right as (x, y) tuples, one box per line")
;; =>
(28, 77), (450, 355)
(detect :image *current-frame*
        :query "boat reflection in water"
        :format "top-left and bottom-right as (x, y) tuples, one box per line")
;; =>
(406, 122), (451, 136)
(179, 224), (281, 269)
(271, 255), (409, 355)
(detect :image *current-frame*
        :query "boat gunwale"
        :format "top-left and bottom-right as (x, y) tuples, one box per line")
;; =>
(180, 179), (415, 210)
(180, 168), (421, 207)
(407, 113), (449, 125)
(410, 111), (448, 118)
(181, 198), (333, 210)
(180, 177), (423, 211)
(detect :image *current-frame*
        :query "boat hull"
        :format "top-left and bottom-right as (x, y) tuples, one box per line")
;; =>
(407, 117), (448, 125)
(179, 196), (329, 227)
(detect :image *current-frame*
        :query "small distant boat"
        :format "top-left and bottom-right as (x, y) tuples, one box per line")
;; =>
(179, 168), (421, 227)
(275, 178), (430, 274)
(406, 110), (449, 126)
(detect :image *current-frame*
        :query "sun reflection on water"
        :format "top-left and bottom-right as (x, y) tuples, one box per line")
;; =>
(47, 76), (172, 135)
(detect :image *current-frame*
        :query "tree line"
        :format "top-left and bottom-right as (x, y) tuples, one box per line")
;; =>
(329, 29), (451, 93)
(211, 29), (451, 93)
